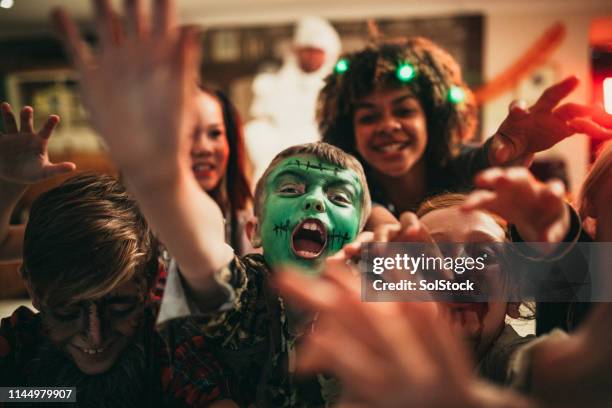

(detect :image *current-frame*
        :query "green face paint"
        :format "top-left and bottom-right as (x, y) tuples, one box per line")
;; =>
(259, 155), (363, 274)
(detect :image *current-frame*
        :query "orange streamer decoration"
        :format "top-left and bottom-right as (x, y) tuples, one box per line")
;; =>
(473, 22), (566, 106)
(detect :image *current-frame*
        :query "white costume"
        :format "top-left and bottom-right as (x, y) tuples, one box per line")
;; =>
(245, 16), (341, 182)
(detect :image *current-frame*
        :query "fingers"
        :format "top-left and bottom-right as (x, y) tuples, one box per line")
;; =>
(474, 166), (532, 190)
(320, 257), (361, 297)
(395, 212), (433, 243)
(51, 8), (93, 70)
(38, 115), (61, 139)
(177, 25), (202, 84)
(93, 0), (123, 48)
(509, 99), (528, 112)
(531, 76), (579, 113)
(373, 223), (401, 243)
(553, 102), (593, 122)
(20, 106), (34, 134)
(462, 190), (498, 213)
(330, 231), (373, 261)
(43, 162), (77, 178)
(275, 269), (340, 312)
(153, 0), (176, 37)
(569, 118), (612, 141)
(592, 105), (612, 128)
(1, 102), (18, 134)
(545, 179), (566, 199)
(298, 327), (386, 400)
(124, 0), (148, 39)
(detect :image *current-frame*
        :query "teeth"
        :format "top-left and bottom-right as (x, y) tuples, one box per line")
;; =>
(81, 347), (106, 355)
(194, 164), (213, 171)
(304, 222), (317, 231)
(296, 250), (320, 257)
(378, 142), (405, 153)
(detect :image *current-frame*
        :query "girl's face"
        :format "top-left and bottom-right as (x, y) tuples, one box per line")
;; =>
(191, 92), (230, 192)
(353, 87), (428, 177)
(420, 206), (518, 358)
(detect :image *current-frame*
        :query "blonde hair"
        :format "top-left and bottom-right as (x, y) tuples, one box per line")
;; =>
(417, 193), (509, 239)
(253, 142), (371, 231)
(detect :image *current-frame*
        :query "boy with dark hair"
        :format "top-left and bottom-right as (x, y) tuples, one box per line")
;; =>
(0, 104), (233, 407)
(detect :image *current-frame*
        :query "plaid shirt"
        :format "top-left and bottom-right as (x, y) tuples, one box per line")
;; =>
(0, 303), (231, 407)
(185, 254), (335, 407)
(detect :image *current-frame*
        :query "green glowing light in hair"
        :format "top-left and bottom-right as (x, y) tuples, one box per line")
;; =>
(335, 58), (349, 74)
(396, 63), (416, 82)
(448, 86), (466, 104)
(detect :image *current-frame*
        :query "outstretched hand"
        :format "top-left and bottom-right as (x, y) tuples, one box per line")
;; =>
(489, 76), (612, 166)
(276, 263), (533, 408)
(462, 167), (569, 243)
(0, 103), (76, 185)
(52, 0), (201, 181)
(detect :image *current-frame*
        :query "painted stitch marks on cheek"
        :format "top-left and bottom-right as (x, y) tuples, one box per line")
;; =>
(273, 219), (291, 237)
(328, 230), (350, 250)
(261, 156), (363, 268)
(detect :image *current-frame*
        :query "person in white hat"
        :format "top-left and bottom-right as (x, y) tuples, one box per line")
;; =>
(245, 16), (341, 182)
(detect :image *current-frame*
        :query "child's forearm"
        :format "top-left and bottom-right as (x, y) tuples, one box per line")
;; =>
(0, 179), (26, 262)
(123, 167), (234, 297)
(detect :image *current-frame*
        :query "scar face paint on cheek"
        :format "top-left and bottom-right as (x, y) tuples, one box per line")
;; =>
(260, 156), (363, 273)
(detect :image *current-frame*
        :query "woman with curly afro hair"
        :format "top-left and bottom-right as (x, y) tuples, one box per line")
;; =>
(317, 37), (604, 228)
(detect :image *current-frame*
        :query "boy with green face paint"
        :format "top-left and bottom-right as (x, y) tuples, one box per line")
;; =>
(156, 143), (371, 407)
(257, 155), (365, 272)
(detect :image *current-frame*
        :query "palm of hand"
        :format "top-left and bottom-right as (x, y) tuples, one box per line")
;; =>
(0, 131), (51, 184)
(498, 109), (571, 157)
(53, 5), (201, 175)
(80, 43), (192, 170)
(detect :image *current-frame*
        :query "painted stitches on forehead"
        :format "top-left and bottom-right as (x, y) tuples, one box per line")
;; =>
(269, 157), (362, 194)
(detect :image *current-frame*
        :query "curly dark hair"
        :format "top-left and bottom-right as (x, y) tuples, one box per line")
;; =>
(317, 37), (478, 170)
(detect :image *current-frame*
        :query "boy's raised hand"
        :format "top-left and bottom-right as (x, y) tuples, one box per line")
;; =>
(489, 76), (612, 166)
(462, 167), (569, 243)
(0, 103), (76, 184)
(52, 0), (200, 180)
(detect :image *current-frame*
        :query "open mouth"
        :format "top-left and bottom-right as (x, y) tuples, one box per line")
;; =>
(372, 140), (411, 154)
(192, 163), (215, 174)
(291, 218), (328, 259)
(73, 338), (116, 357)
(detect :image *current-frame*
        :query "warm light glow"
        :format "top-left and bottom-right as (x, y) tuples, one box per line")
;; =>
(0, 0), (14, 9)
(604, 77), (612, 115)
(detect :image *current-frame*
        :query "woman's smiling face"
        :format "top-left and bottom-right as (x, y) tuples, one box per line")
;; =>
(353, 87), (428, 177)
(190, 91), (230, 193)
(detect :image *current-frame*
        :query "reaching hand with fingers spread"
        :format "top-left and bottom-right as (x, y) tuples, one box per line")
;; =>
(462, 167), (570, 243)
(0, 103), (76, 185)
(0, 103), (75, 263)
(52, 0), (201, 181)
(488, 76), (612, 166)
(275, 266), (534, 408)
(50, 0), (234, 298)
